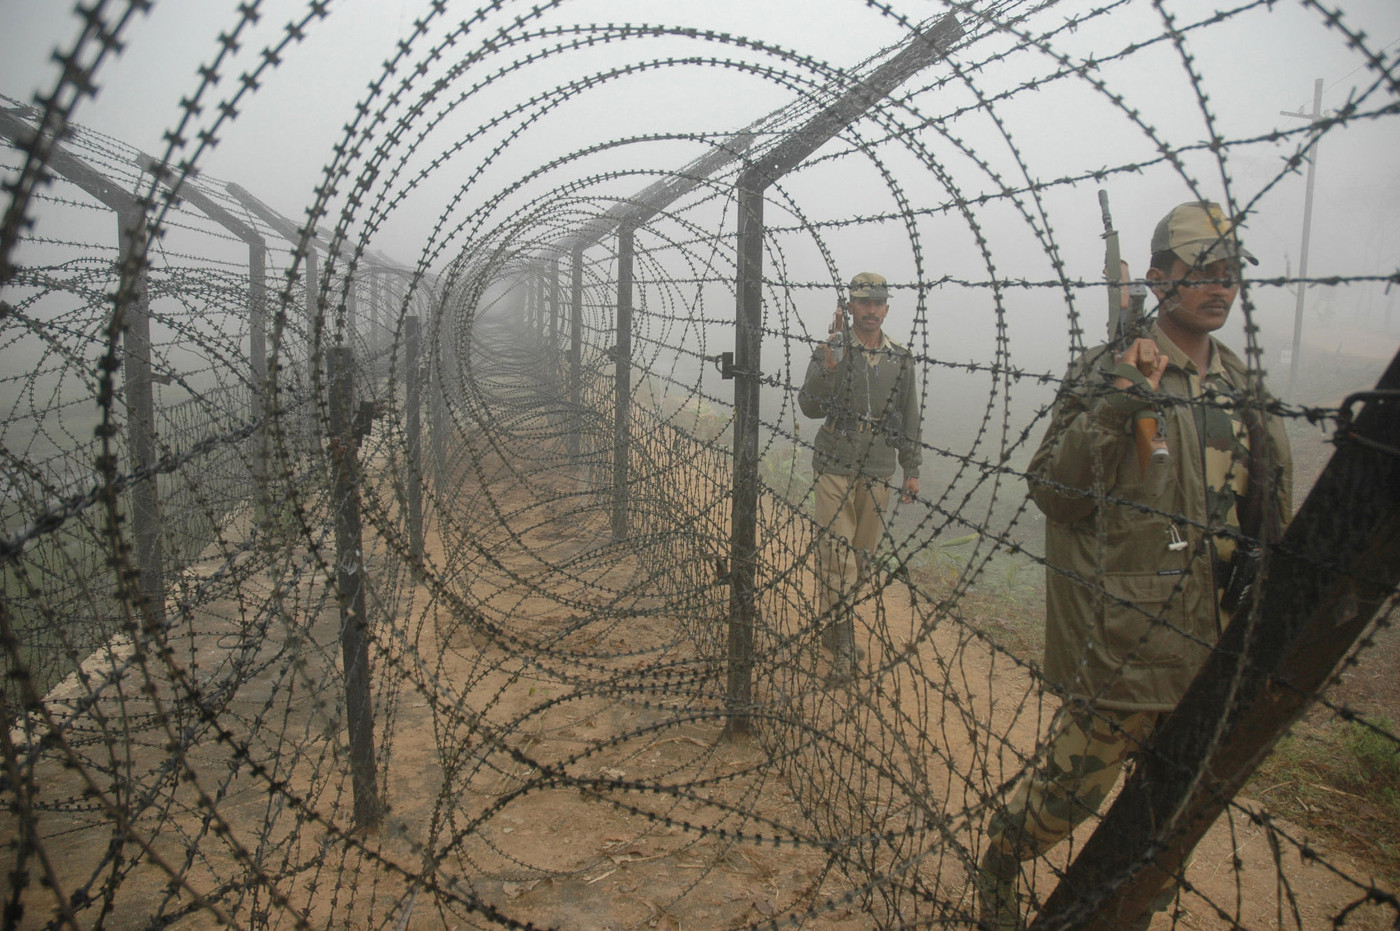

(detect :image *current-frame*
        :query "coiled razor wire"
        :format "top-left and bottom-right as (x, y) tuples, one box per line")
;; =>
(2, 1), (1399, 928)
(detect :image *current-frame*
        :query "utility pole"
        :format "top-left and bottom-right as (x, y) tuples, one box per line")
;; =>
(1282, 79), (1324, 398)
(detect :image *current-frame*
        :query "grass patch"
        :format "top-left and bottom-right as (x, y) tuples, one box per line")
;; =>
(1250, 715), (1400, 883)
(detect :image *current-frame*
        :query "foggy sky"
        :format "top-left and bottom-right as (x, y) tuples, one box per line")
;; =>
(3, 0), (1398, 381)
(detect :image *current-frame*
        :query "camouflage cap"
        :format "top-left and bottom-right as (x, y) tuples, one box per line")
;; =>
(847, 272), (889, 301)
(1151, 201), (1258, 267)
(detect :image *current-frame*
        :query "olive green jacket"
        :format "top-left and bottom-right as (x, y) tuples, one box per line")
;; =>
(799, 333), (922, 481)
(1028, 323), (1293, 712)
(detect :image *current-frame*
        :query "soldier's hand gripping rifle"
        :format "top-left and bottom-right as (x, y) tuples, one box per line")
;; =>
(1100, 189), (1169, 497)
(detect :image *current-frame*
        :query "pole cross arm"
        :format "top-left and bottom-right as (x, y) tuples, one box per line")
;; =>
(1032, 351), (1400, 930)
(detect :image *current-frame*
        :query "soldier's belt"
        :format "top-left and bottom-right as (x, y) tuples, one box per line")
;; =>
(830, 415), (884, 434)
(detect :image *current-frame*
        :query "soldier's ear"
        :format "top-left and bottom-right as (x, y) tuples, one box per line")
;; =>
(1144, 266), (1169, 302)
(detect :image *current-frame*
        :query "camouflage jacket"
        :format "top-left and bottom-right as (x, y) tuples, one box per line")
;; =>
(1028, 322), (1292, 712)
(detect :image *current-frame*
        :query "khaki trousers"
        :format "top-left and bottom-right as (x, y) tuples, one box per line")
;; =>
(813, 471), (890, 620)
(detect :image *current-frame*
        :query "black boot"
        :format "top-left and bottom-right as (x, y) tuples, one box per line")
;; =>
(974, 847), (1021, 931)
(820, 611), (864, 662)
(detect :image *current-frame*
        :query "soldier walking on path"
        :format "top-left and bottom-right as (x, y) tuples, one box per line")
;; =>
(799, 272), (922, 685)
(976, 201), (1294, 929)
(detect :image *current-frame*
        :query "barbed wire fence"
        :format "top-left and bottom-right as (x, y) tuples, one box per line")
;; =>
(2, 1), (1399, 928)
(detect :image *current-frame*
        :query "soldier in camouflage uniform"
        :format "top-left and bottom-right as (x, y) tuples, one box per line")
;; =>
(975, 202), (1293, 929)
(799, 272), (922, 684)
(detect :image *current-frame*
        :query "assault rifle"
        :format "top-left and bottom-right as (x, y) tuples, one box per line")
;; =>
(1099, 189), (1169, 497)
(1102, 193), (1148, 345)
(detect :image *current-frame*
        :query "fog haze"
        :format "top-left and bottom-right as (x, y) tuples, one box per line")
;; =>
(3, 0), (1397, 546)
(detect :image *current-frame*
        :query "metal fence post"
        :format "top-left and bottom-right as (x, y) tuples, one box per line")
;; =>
(248, 241), (268, 499)
(405, 316), (424, 562)
(0, 112), (171, 630)
(223, 183), (323, 448)
(570, 246), (584, 460)
(550, 257), (560, 350)
(721, 12), (963, 736)
(345, 272), (358, 344)
(139, 160), (270, 507)
(612, 223), (634, 541)
(430, 322), (449, 487)
(533, 272), (544, 336)
(306, 252), (323, 446)
(369, 269), (381, 369)
(118, 207), (166, 630)
(327, 346), (382, 829)
(724, 184), (764, 737)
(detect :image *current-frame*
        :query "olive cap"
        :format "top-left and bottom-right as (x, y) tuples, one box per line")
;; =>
(1151, 201), (1258, 267)
(848, 272), (889, 301)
